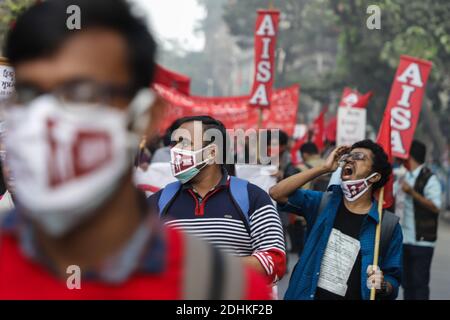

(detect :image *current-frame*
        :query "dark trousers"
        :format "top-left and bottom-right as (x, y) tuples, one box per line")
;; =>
(402, 244), (434, 300)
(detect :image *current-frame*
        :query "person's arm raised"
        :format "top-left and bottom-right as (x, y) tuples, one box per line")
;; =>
(269, 145), (350, 204)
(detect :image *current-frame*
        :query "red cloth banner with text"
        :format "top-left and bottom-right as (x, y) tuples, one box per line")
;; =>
(249, 10), (280, 108)
(385, 55), (432, 159)
(154, 84), (299, 136)
(153, 64), (191, 95)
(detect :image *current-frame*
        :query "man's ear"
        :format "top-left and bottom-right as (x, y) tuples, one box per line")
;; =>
(369, 173), (381, 184)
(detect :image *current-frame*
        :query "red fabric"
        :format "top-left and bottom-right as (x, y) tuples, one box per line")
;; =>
(136, 184), (161, 193)
(153, 64), (191, 95)
(290, 133), (308, 166)
(375, 108), (394, 209)
(325, 116), (337, 142)
(0, 227), (183, 299)
(249, 10), (280, 108)
(0, 227), (272, 300)
(252, 248), (286, 284)
(155, 84), (300, 136)
(338, 87), (372, 109)
(312, 109), (326, 152)
(384, 55), (432, 159)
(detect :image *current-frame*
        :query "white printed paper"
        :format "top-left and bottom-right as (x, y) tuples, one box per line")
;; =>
(317, 228), (361, 296)
(336, 107), (366, 147)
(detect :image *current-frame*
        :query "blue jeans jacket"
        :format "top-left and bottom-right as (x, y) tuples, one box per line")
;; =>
(283, 186), (403, 300)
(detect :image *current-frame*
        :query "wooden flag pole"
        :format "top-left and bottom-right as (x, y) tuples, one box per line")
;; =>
(370, 186), (384, 300)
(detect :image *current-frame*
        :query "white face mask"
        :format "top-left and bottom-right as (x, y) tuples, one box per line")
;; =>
(2, 89), (155, 236)
(340, 172), (379, 202)
(170, 144), (215, 184)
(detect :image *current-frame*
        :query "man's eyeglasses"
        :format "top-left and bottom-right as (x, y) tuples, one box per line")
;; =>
(338, 152), (368, 163)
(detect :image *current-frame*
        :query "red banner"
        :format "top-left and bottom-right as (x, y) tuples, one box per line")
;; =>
(249, 10), (280, 108)
(386, 55), (432, 159)
(155, 84), (299, 136)
(153, 64), (191, 95)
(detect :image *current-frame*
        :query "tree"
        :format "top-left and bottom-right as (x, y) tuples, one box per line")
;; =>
(0, 0), (37, 55)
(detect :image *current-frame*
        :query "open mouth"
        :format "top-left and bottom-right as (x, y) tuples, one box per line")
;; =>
(342, 164), (354, 177)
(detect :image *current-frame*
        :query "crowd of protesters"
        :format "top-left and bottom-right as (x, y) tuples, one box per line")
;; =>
(0, 0), (447, 301)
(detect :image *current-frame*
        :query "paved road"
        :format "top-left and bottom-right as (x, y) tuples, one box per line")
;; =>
(277, 216), (450, 300)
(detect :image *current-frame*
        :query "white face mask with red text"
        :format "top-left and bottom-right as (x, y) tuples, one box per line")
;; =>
(2, 89), (155, 236)
(340, 172), (379, 202)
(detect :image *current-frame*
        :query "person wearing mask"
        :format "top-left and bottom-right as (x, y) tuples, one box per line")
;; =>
(0, 0), (271, 300)
(396, 140), (442, 300)
(270, 139), (403, 300)
(148, 115), (286, 284)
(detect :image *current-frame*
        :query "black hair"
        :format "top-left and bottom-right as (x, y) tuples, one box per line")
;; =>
(351, 139), (392, 192)
(173, 115), (229, 164)
(266, 129), (289, 147)
(162, 118), (185, 147)
(300, 142), (319, 155)
(4, 0), (156, 92)
(409, 140), (426, 164)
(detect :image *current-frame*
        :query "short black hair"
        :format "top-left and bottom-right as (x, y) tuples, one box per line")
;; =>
(351, 139), (392, 192)
(266, 130), (288, 148)
(173, 115), (229, 164)
(300, 142), (319, 155)
(4, 0), (156, 92)
(409, 140), (426, 164)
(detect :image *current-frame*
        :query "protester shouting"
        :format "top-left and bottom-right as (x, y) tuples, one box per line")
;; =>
(270, 139), (403, 300)
(0, 0), (271, 300)
(148, 115), (286, 283)
(395, 140), (442, 300)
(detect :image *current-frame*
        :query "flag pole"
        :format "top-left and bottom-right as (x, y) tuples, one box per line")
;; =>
(370, 186), (384, 300)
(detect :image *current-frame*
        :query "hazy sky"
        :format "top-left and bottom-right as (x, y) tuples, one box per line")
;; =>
(130, 0), (206, 51)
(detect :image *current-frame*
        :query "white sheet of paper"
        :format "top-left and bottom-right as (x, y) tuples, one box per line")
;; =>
(317, 228), (361, 296)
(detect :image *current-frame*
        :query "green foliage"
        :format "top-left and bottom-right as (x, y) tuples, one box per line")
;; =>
(0, 0), (37, 54)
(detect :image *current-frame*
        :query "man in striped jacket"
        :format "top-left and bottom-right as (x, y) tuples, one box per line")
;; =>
(148, 116), (286, 283)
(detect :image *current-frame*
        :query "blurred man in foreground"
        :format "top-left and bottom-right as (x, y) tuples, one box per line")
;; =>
(0, 0), (271, 299)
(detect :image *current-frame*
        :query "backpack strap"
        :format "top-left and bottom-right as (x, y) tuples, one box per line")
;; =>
(182, 234), (245, 299)
(380, 210), (400, 259)
(229, 176), (250, 227)
(157, 181), (182, 217)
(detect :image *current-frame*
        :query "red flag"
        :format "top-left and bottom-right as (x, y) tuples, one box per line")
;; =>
(312, 109), (326, 152)
(375, 109), (394, 208)
(249, 10), (280, 108)
(325, 116), (337, 142)
(290, 133), (308, 166)
(153, 64), (191, 95)
(338, 87), (372, 109)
